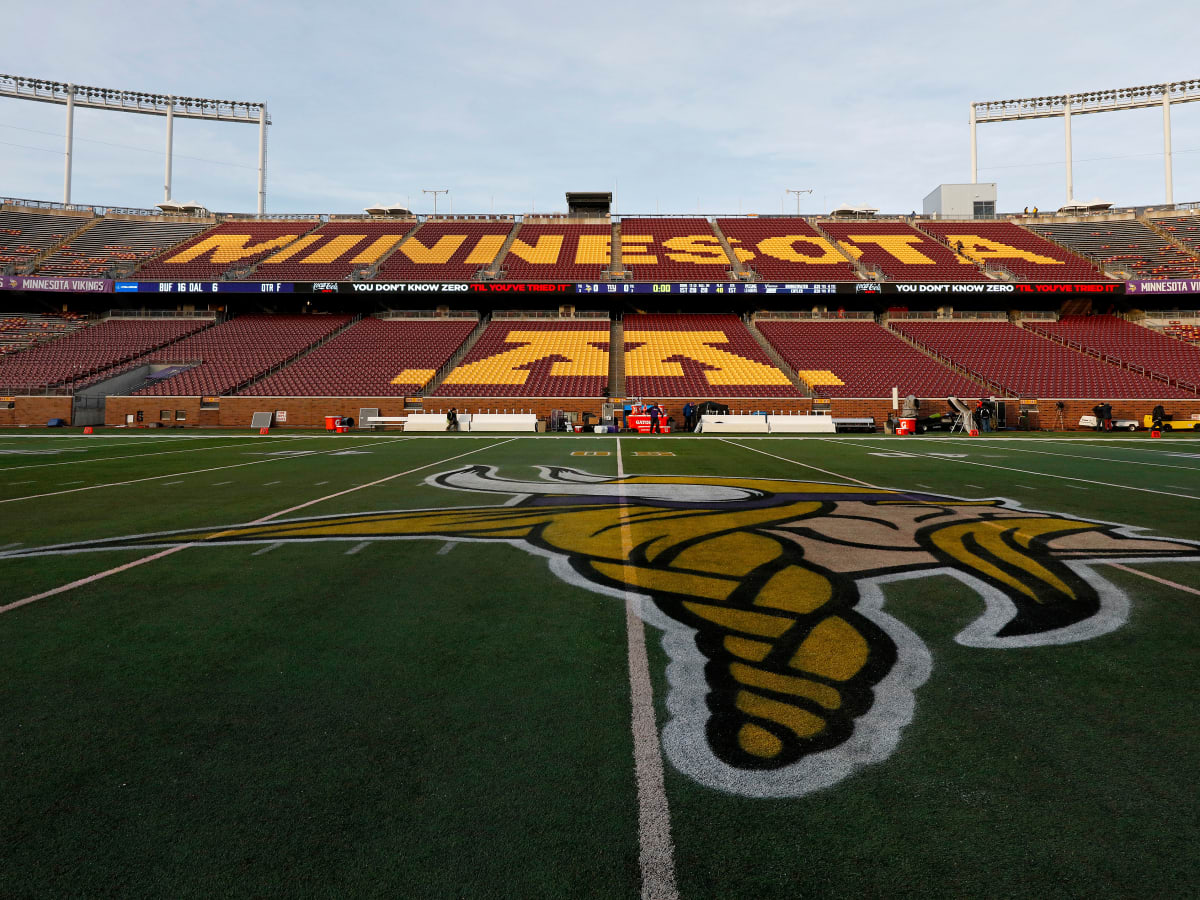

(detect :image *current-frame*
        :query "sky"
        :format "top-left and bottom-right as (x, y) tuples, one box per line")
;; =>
(1, 0), (1198, 217)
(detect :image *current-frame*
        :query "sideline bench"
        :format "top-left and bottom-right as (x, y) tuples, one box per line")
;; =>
(696, 414), (769, 434)
(768, 415), (838, 434)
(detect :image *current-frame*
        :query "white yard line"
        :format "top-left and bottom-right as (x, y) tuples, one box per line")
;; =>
(723, 439), (876, 487)
(1106, 563), (1200, 596)
(1, 438), (507, 615)
(0, 437), (308, 471)
(938, 437), (1200, 472)
(833, 439), (1200, 502)
(0, 437), (407, 505)
(616, 436), (680, 900)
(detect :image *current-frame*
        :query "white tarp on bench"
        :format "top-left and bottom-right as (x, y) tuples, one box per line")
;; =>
(768, 415), (837, 434)
(468, 414), (538, 432)
(697, 414), (769, 434)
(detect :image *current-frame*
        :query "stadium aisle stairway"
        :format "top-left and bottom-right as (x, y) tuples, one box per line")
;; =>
(920, 220), (1107, 281)
(247, 220), (419, 281)
(819, 221), (990, 282)
(1026, 315), (1200, 387)
(433, 319), (611, 397)
(135, 315), (351, 396)
(0, 317), (210, 391)
(373, 221), (513, 282)
(1029, 219), (1200, 280)
(716, 218), (861, 281)
(35, 219), (213, 278)
(889, 319), (1195, 398)
(623, 314), (802, 398)
(244, 317), (477, 396)
(497, 223), (613, 281)
(756, 319), (983, 397)
(133, 221), (322, 279)
(617, 219), (737, 281)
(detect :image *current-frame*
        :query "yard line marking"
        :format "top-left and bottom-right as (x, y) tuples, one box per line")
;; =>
(436, 541), (457, 555)
(1107, 563), (1200, 596)
(0, 437), (305, 471)
(915, 483), (933, 489)
(617, 436), (680, 900)
(0, 545), (191, 616)
(0, 436), (408, 505)
(263, 481), (281, 486)
(63, 480), (85, 485)
(314, 481), (329, 486)
(345, 542), (371, 555)
(1064, 484), (1089, 491)
(1016, 484), (1039, 490)
(213, 481), (233, 486)
(965, 484), (984, 489)
(6, 480), (34, 485)
(162, 481), (184, 486)
(252, 542), (283, 556)
(939, 438), (1200, 472)
(0, 542), (22, 551)
(250, 438), (512, 523)
(0, 437), (427, 613)
(724, 439), (875, 487)
(833, 439), (1200, 502)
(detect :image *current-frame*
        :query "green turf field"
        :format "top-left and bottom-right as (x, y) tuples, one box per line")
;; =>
(1, 429), (1197, 898)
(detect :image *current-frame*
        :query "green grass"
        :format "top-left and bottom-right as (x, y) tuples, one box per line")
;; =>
(1, 429), (1197, 898)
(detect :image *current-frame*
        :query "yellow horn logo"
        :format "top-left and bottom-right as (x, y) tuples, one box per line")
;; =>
(6, 466), (1195, 797)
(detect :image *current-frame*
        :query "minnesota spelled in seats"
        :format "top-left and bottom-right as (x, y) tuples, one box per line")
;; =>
(374, 220), (513, 282)
(623, 314), (801, 398)
(890, 319), (1195, 399)
(716, 218), (860, 281)
(248, 220), (418, 281)
(819, 221), (989, 282)
(0, 208), (94, 271)
(920, 220), (1107, 281)
(1029, 220), (1200, 280)
(756, 319), (982, 398)
(133, 221), (320, 279)
(136, 315), (351, 396)
(434, 319), (610, 397)
(244, 317), (477, 396)
(36, 219), (214, 278)
(0, 317), (209, 391)
(498, 223), (612, 281)
(1026, 315), (1200, 387)
(618, 219), (735, 281)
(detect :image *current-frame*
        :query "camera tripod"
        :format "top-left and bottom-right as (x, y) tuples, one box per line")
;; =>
(1054, 403), (1066, 430)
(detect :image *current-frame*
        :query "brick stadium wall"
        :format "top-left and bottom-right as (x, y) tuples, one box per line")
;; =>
(88, 395), (1200, 431)
(0, 396), (73, 427)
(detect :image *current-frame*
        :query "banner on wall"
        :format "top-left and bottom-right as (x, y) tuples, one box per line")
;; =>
(2, 276), (111, 292)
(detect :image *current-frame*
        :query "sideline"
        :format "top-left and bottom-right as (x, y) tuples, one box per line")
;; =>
(0, 438), (509, 615)
(616, 436), (680, 900)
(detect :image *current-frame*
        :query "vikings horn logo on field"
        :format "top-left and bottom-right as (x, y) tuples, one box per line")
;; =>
(5, 466), (1196, 798)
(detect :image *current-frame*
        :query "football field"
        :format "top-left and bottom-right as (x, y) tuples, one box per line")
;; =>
(1, 429), (1197, 898)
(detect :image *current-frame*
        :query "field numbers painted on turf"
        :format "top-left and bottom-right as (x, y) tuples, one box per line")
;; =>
(633, 452), (676, 457)
(571, 451), (611, 456)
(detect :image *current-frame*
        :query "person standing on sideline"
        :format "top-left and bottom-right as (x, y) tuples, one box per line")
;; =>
(649, 402), (662, 434)
(978, 400), (992, 433)
(682, 401), (694, 432)
(447, 407), (460, 432)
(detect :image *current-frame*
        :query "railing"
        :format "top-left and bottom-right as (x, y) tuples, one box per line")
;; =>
(377, 309), (479, 320)
(105, 309), (218, 319)
(753, 310), (874, 321)
(492, 309), (609, 319)
(887, 310), (1007, 320)
(1018, 310), (1058, 321)
(1144, 309), (1200, 319)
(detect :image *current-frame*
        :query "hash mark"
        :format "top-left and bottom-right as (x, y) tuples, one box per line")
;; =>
(314, 481), (329, 486)
(213, 481), (233, 486)
(263, 481), (281, 486)
(252, 542), (284, 556)
(345, 542), (371, 556)
(437, 541), (458, 555)
(162, 481), (183, 486)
